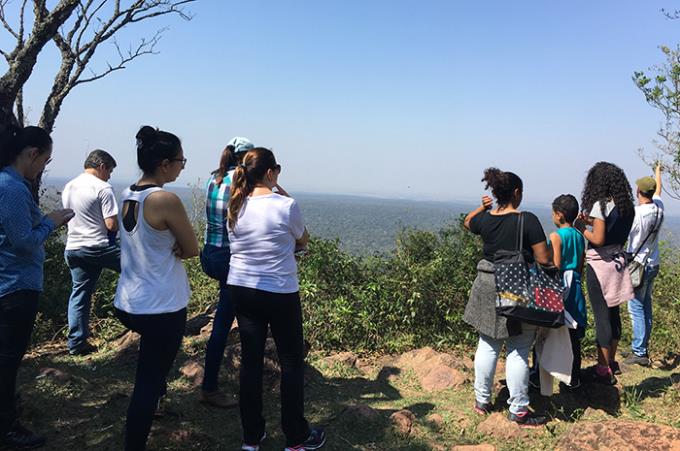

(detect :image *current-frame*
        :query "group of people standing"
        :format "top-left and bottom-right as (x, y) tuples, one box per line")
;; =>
(463, 162), (664, 426)
(0, 125), (324, 451)
(0, 122), (667, 448)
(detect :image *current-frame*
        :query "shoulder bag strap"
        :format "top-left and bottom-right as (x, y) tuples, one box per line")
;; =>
(630, 206), (661, 262)
(516, 212), (525, 252)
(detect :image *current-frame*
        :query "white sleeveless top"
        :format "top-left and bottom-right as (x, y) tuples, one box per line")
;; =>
(113, 187), (190, 314)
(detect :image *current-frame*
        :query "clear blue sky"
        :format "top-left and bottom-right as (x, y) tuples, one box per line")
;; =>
(5, 1), (680, 212)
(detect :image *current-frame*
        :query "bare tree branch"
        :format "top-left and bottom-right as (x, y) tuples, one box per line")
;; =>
(76, 31), (161, 84)
(38, 0), (195, 131)
(0, 0), (21, 40)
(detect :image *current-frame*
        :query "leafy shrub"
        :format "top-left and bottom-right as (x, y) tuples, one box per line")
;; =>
(299, 217), (483, 352)
(34, 201), (680, 360)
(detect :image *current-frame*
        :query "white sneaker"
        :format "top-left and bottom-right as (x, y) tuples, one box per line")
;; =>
(241, 432), (266, 451)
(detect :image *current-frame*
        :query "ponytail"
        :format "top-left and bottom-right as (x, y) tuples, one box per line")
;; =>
(228, 165), (252, 230)
(0, 125), (52, 168)
(227, 147), (278, 230)
(212, 145), (235, 186)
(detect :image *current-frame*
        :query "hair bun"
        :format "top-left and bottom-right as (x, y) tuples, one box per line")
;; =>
(136, 125), (158, 149)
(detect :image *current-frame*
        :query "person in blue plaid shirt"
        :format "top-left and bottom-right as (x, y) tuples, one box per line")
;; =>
(199, 136), (254, 408)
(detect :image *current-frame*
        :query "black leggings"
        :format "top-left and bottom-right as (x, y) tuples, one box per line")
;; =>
(586, 265), (622, 348)
(0, 290), (39, 433)
(229, 285), (310, 447)
(115, 308), (186, 451)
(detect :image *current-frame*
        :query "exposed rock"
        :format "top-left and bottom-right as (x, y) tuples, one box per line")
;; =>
(557, 420), (680, 451)
(396, 347), (469, 391)
(460, 355), (475, 370)
(355, 358), (373, 374)
(322, 352), (358, 368)
(452, 445), (496, 451)
(390, 409), (416, 437)
(113, 331), (140, 355)
(184, 313), (212, 336)
(36, 367), (71, 383)
(342, 404), (380, 422)
(421, 365), (467, 391)
(476, 412), (526, 440)
(199, 320), (213, 338)
(180, 361), (204, 387)
(426, 413), (444, 429)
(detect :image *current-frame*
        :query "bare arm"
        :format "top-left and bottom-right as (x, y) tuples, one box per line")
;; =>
(532, 241), (552, 266)
(464, 196), (493, 230)
(582, 217), (605, 248)
(655, 162), (662, 197)
(104, 215), (118, 232)
(577, 248), (585, 275)
(549, 232), (562, 269)
(296, 228), (310, 248)
(145, 192), (199, 259)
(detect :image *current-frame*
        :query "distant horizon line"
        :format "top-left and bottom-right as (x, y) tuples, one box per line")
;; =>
(42, 175), (679, 219)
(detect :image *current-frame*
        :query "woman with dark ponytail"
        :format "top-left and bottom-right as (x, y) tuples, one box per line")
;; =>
(199, 136), (253, 408)
(463, 168), (550, 427)
(113, 126), (198, 451)
(576, 162), (635, 384)
(0, 125), (73, 448)
(226, 148), (325, 451)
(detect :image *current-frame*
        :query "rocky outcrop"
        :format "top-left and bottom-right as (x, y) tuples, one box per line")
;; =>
(557, 421), (680, 450)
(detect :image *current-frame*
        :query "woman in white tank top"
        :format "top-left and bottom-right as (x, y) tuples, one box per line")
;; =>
(113, 126), (198, 451)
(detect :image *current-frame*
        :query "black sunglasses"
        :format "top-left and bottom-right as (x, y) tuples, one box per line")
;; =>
(273, 164), (281, 173)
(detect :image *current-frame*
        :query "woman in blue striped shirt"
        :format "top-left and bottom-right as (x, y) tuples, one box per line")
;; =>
(199, 137), (254, 407)
(0, 125), (73, 449)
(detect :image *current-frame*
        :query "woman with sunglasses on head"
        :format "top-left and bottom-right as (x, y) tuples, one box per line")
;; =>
(199, 137), (253, 408)
(113, 126), (198, 451)
(0, 125), (73, 449)
(227, 148), (325, 451)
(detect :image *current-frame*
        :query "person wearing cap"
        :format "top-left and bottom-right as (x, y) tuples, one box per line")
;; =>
(199, 137), (254, 407)
(624, 163), (664, 366)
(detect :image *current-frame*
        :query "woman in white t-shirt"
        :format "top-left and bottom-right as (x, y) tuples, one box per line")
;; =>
(226, 148), (325, 451)
(114, 126), (198, 451)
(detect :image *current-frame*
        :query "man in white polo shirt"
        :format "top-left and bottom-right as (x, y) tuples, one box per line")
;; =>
(624, 163), (664, 366)
(62, 150), (121, 355)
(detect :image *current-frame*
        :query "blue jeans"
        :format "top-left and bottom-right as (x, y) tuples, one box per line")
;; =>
(200, 244), (235, 392)
(64, 244), (121, 351)
(474, 323), (537, 415)
(628, 265), (659, 357)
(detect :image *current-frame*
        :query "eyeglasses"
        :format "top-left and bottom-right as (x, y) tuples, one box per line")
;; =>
(273, 164), (281, 173)
(171, 158), (187, 168)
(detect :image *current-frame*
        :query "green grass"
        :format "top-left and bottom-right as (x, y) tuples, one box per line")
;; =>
(15, 335), (680, 450)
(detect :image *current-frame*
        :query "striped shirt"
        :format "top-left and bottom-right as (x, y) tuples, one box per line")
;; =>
(0, 166), (55, 296)
(204, 171), (233, 247)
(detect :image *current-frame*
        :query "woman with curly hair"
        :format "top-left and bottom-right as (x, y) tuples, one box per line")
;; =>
(463, 168), (550, 427)
(577, 162), (635, 385)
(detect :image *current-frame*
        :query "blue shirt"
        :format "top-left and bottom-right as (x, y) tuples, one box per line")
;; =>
(0, 166), (55, 297)
(549, 227), (587, 329)
(555, 227), (585, 272)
